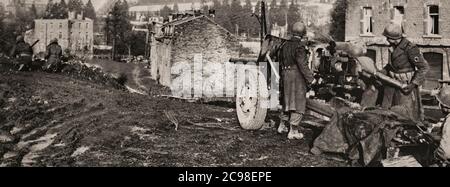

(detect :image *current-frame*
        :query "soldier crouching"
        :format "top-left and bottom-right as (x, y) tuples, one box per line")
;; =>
(44, 38), (63, 72)
(10, 36), (33, 71)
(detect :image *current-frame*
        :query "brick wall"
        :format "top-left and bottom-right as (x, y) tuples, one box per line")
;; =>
(345, 0), (450, 88)
(346, 0), (450, 44)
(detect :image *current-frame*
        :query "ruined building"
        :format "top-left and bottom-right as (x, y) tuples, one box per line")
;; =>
(346, 0), (450, 91)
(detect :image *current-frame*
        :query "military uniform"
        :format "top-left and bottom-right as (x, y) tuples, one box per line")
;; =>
(45, 40), (63, 71)
(436, 113), (450, 162)
(381, 38), (430, 121)
(10, 40), (33, 69)
(278, 36), (315, 126)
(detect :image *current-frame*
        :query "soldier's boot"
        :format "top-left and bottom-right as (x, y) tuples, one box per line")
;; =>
(277, 120), (289, 134)
(287, 125), (304, 140)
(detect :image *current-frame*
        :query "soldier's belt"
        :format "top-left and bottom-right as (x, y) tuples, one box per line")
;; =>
(389, 71), (414, 84)
(19, 54), (31, 57)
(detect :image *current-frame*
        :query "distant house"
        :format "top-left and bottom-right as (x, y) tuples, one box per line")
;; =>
(149, 15), (241, 98)
(346, 0), (450, 91)
(129, 2), (214, 21)
(28, 12), (94, 57)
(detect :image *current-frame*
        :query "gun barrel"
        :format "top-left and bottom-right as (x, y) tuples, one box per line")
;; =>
(229, 57), (258, 63)
(361, 70), (405, 89)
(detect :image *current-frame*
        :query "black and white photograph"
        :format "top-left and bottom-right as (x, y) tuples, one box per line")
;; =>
(0, 0), (449, 171)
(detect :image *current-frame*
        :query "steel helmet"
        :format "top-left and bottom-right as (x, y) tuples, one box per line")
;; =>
(383, 23), (403, 40)
(50, 38), (58, 44)
(292, 22), (307, 37)
(437, 86), (450, 108)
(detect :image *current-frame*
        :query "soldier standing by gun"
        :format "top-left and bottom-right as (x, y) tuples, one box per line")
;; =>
(277, 22), (315, 140)
(379, 23), (430, 122)
(9, 36), (33, 71)
(45, 38), (63, 72)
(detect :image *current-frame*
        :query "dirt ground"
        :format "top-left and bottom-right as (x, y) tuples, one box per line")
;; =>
(0, 59), (346, 167)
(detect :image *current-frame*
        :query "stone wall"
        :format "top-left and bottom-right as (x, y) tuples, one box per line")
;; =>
(150, 17), (241, 98)
(150, 38), (172, 87)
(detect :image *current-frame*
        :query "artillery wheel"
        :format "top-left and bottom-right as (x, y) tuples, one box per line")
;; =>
(236, 69), (269, 130)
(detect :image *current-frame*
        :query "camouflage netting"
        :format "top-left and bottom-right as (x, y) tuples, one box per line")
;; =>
(313, 105), (435, 166)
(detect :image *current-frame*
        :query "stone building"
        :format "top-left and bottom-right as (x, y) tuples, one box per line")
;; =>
(149, 15), (241, 98)
(30, 12), (94, 56)
(346, 0), (450, 91)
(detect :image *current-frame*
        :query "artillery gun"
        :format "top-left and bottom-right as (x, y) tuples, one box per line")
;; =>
(228, 1), (416, 131)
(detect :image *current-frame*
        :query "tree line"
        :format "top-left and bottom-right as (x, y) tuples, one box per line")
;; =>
(0, 0), (98, 55)
(43, 0), (97, 21)
(155, 0), (348, 41)
(155, 0), (303, 38)
(105, 0), (145, 58)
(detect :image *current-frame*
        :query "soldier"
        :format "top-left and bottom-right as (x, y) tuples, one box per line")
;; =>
(277, 22), (315, 140)
(435, 87), (450, 165)
(45, 38), (63, 72)
(380, 23), (430, 121)
(10, 35), (33, 71)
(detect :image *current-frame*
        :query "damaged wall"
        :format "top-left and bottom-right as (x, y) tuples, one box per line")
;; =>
(150, 16), (241, 98)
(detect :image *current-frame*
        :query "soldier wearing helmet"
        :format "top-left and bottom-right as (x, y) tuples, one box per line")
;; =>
(434, 86), (450, 163)
(10, 35), (33, 71)
(379, 23), (430, 121)
(45, 38), (63, 72)
(277, 22), (315, 140)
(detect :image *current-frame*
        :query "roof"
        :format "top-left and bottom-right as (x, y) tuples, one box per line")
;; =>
(129, 2), (214, 12)
(162, 15), (235, 37)
(163, 15), (202, 26)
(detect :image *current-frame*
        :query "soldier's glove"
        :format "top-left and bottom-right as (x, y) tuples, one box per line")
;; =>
(402, 84), (417, 95)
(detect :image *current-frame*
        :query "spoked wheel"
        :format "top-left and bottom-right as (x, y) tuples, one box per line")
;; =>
(236, 68), (269, 130)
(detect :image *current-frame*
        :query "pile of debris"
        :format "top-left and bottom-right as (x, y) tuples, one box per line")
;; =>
(120, 56), (149, 65)
(0, 57), (127, 91)
(61, 59), (127, 90)
(312, 103), (440, 167)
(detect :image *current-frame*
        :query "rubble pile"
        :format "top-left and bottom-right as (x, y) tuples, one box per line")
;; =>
(61, 60), (127, 90)
(0, 57), (127, 91)
(120, 56), (149, 65)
